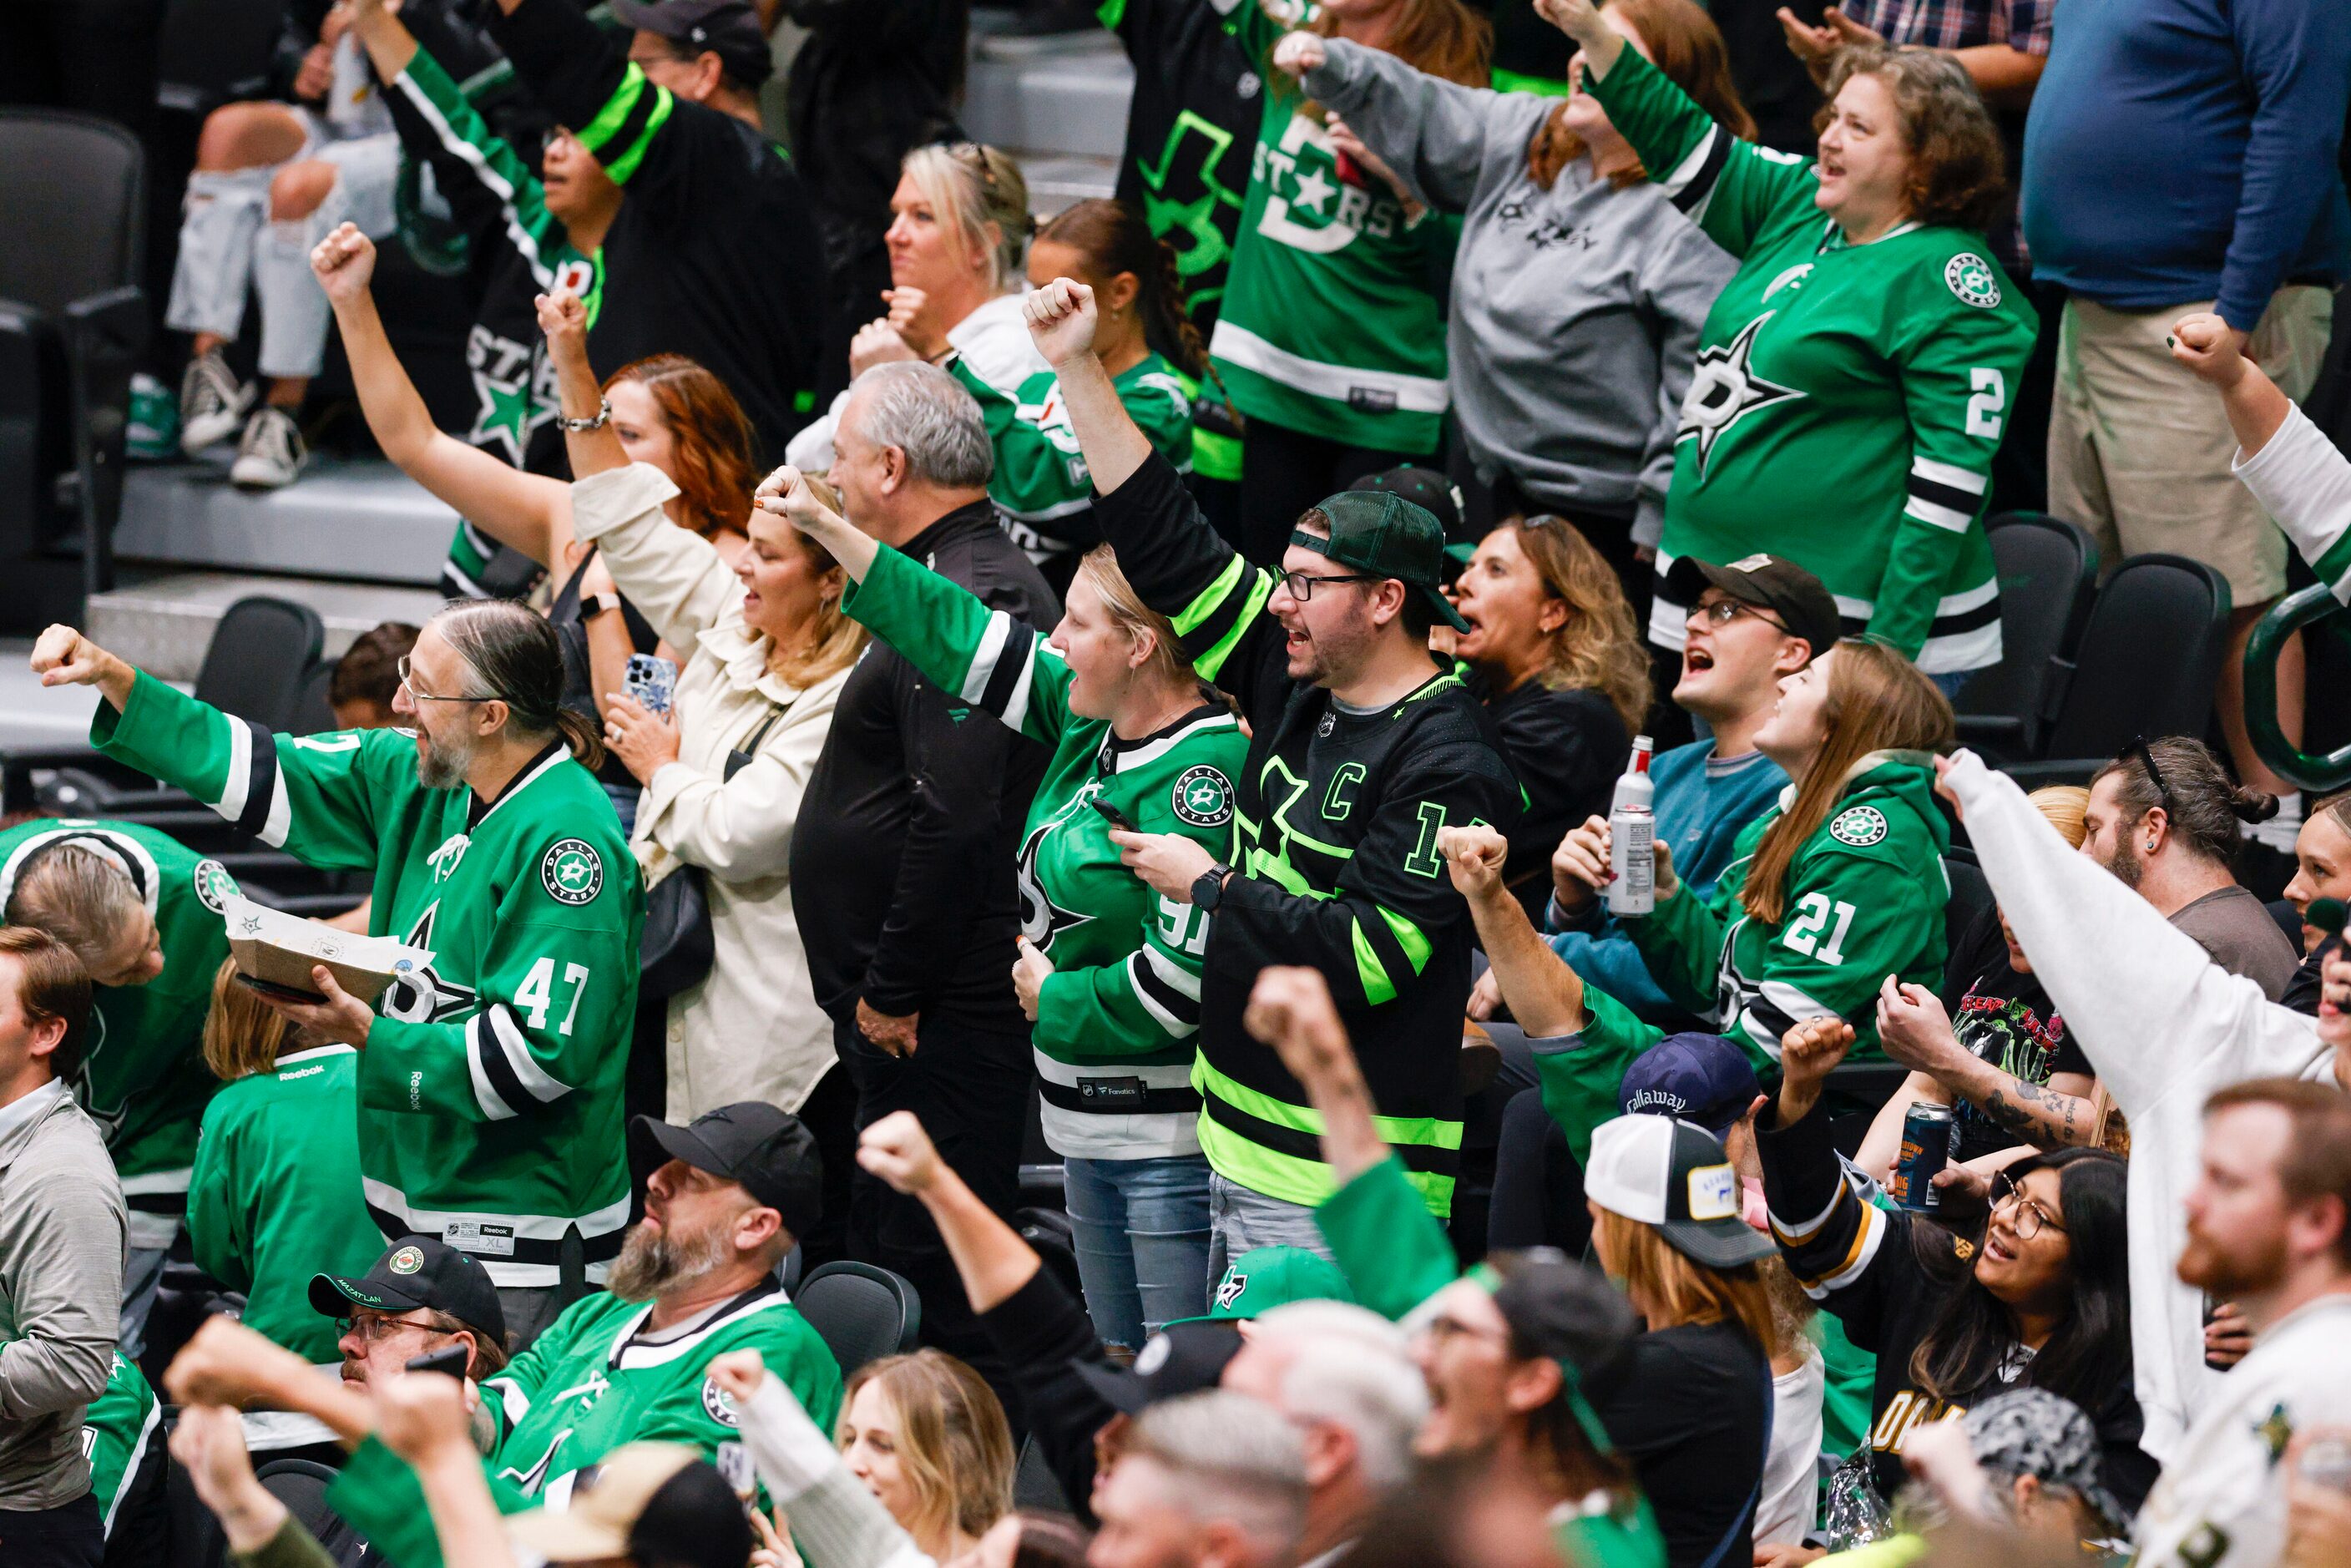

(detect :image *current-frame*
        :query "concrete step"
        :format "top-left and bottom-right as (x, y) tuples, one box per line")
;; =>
(963, 23), (1133, 162)
(87, 571), (447, 684)
(1018, 153), (1122, 216)
(118, 451), (457, 589)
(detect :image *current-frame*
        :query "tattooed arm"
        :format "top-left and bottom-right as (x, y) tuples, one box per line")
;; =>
(1877, 978), (2101, 1151)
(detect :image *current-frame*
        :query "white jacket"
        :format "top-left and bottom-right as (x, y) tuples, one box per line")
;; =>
(1943, 752), (2334, 1463)
(2232, 401), (2351, 604)
(571, 464), (853, 1118)
(783, 291), (1049, 473)
(2131, 1294), (2351, 1568)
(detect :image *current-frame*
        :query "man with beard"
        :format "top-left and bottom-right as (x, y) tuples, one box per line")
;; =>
(2081, 736), (2298, 998)
(164, 1104), (841, 1568)
(2131, 1080), (2351, 1568)
(31, 606), (641, 1345)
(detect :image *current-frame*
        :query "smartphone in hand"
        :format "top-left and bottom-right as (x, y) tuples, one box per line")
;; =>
(1089, 796), (1140, 833)
(405, 1344), (470, 1380)
(624, 653), (679, 716)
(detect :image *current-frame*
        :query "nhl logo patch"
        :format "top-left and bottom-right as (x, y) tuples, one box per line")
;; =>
(193, 858), (237, 914)
(540, 839), (604, 906)
(1944, 253), (2001, 310)
(1172, 766), (1234, 829)
(1828, 806), (1889, 847)
(701, 1376), (741, 1429)
(388, 1245), (426, 1276)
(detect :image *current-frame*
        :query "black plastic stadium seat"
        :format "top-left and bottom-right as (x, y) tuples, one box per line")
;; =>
(1014, 1434), (1075, 1514)
(1954, 513), (2099, 761)
(2005, 553), (2233, 789)
(796, 1261), (923, 1378)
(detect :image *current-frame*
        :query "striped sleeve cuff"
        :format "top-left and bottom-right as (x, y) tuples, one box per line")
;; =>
(465, 1004), (573, 1121)
(1904, 455), (1988, 534)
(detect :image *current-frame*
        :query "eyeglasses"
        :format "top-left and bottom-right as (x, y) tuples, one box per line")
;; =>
(1277, 569), (1383, 602)
(1991, 1171), (2065, 1240)
(1694, 596), (1787, 634)
(397, 655), (498, 706)
(334, 1312), (457, 1345)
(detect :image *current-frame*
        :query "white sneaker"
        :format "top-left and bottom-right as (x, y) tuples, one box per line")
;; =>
(179, 350), (253, 453)
(229, 407), (307, 489)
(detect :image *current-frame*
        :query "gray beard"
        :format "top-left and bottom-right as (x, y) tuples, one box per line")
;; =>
(605, 1216), (734, 1302)
(416, 731), (473, 791)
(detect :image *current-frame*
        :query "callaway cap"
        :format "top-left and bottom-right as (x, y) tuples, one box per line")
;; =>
(1619, 1034), (1762, 1141)
(1666, 552), (1843, 660)
(1073, 1319), (1243, 1415)
(1585, 1114), (1775, 1269)
(309, 1235), (507, 1346)
(629, 1101), (824, 1239)
(506, 1443), (753, 1568)
(609, 0), (772, 89)
(1205, 1246), (1355, 1320)
(1295, 490), (1470, 632)
(1962, 1388), (2129, 1534)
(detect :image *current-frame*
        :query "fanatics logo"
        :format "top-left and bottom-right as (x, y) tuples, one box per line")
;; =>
(540, 840), (604, 906)
(1944, 253), (2002, 310)
(388, 1245), (426, 1275)
(1828, 806), (1889, 847)
(193, 858), (237, 914)
(1172, 766), (1235, 829)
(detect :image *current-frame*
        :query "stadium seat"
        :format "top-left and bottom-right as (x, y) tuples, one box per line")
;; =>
(0, 110), (149, 632)
(1014, 1434), (1076, 1514)
(796, 1261), (923, 1378)
(1954, 513), (2099, 761)
(2005, 553), (2233, 788)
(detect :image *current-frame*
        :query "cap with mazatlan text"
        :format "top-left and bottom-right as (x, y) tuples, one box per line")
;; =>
(308, 1235), (507, 1347)
(1294, 490), (1470, 632)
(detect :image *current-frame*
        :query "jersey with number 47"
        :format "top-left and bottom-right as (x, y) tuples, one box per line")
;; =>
(92, 675), (642, 1288)
(1588, 47), (2036, 674)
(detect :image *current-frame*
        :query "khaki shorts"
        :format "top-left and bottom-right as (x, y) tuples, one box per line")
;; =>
(2047, 285), (2334, 605)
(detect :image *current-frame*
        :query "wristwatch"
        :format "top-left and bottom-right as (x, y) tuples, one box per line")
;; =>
(577, 593), (615, 620)
(1191, 862), (1233, 912)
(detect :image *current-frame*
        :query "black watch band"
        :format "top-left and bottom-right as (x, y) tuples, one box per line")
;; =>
(1192, 863), (1232, 913)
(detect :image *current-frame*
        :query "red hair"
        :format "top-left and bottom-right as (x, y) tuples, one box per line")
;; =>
(602, 355), (757, 540)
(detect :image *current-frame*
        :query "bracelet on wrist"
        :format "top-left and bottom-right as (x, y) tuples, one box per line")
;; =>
(561, 397), (612, 433)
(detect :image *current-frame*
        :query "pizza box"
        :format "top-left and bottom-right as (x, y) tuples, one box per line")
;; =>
(221, 895), (434, 1008)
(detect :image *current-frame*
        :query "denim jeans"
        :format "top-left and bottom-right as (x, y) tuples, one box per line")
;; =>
(1204, 1170), (1335, 1286)
(1063, 1153), (1213, 1351)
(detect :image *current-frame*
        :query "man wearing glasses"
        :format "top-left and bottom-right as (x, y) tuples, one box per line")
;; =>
(1023, 278), (1521, 1269)
(32, 605), (642, 1350)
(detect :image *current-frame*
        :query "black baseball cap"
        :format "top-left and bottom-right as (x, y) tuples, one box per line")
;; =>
(609, 0), (772, 88)
(1352, 466), (1466, 547)
(629, 1102), (824, 1239)
(1072, 1319), (1242, 1415)
(310, 1236), (507, 1346)
(1619, 1034), (1763, 1141)
(1295, 491), (1470, 632)
(1585, 1114), (1775, 1269)
(1666, 552), (1843, 661)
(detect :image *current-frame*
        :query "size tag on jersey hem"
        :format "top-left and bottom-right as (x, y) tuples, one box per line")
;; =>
(444, 1221), (518, 1257)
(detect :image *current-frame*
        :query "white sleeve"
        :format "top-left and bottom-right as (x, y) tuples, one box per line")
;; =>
(737, 1377), (933, 1568)
(1942, 751), (2327, 1118)
(2232, 402), (2351, 603)
(569, 463), (739, 650)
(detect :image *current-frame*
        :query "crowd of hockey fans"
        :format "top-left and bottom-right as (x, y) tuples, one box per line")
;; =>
(4, 0), (2351, 1565)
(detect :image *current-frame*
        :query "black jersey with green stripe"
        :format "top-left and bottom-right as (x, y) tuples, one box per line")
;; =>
(0, 819), (237, 1247)
(483, 0), (825, 464)
(1094, 453), (1520, 1216)
(90, 676), (642, 1289)
(838, 544), (1250, 1161)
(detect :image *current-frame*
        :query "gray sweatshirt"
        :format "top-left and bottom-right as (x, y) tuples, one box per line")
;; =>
(0, 1077), (126, 1510)
(1306, 39), (1734, 541)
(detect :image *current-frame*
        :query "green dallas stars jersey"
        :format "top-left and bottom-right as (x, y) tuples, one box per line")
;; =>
(1209, 1), (1464, 455)
(839, 542), (1249, 1160)
(1588, 47), (2035, 674)
(0, 819), (237, 1247)
(326, 1282), (844, 1568)
(187, 1044), (382, 1362)
(79, 1354), (160, 1540)
(952, 350), (1195, 566)
(91, 675), (642, 1287)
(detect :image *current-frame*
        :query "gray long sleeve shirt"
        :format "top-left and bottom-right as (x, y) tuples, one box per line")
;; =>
(0, 1078), (126, 1510)
(1306, 39), (1735, 541)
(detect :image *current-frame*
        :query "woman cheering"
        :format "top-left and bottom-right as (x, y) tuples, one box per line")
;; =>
(1538, 0), (2034, 684)
(540, 291), (866, 1124)
(759, 465), (1247, 1349)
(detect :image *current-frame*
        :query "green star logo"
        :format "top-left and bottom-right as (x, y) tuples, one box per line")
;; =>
(1944, 252), (2003, 309)
(539, 839), (604, 906)
(1172, 765), (1233, 829)
(468, 368), (538, 466)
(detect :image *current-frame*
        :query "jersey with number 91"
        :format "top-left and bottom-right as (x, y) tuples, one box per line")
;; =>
(92, 674), (642, 1289)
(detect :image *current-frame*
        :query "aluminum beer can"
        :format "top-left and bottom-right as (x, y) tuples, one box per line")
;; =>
(1892, 1102), (1954, 1211)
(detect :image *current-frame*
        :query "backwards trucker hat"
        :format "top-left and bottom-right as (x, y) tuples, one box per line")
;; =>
(309, 1235), (507, 1346)
(609, 0), (773, 89)
(1205, 1246), (1355, 1321)
(1073, 1319), (1243, 1416)
(1351, 466), (1468, 553)
(629, 1101), (825, 1239)
(1665, 552), (1843, 661)
(1618, 1034), (1762, 1141)
(507, 1443), (753, 1568)
(1585, 1114), (1775, 1269)
(1295, 490), (1469, 632)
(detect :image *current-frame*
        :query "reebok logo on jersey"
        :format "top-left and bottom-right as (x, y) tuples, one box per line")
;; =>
(1829, 806), (1889, 847)
(1172, 766), (1234, 828)
(541, 841), (604, 906)
(193, 858), (237, 914)
(1944, 254), (2001, 310)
